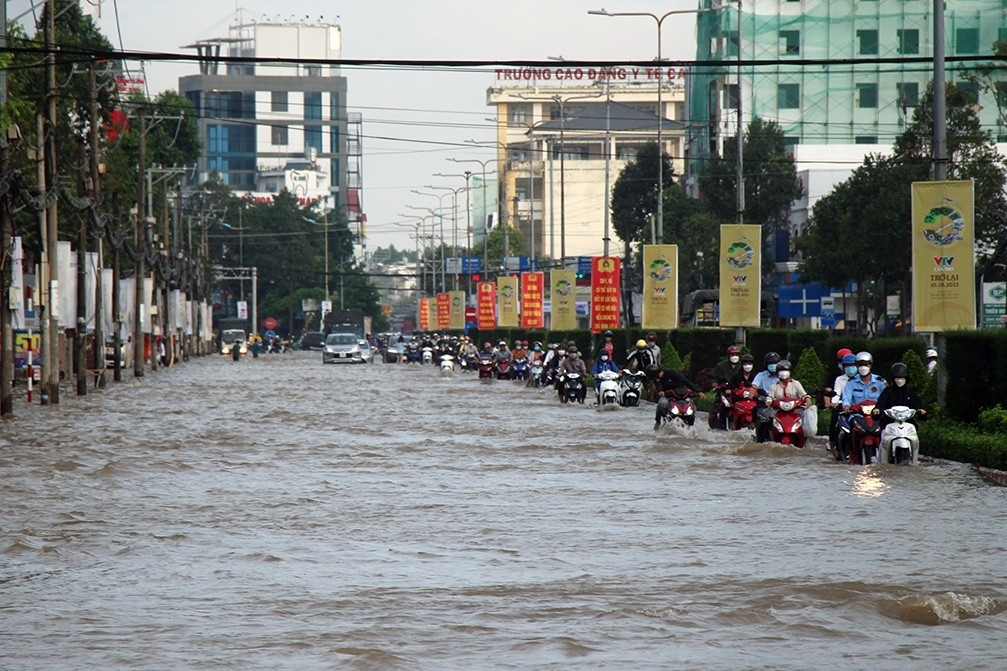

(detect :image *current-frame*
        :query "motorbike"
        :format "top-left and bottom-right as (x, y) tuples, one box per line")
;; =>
(708, 386), (733, 430)
(439, 354), (455, 377)
(560, 372), (585, 404)
(422, 346), (434, 365)
(405, 343), (421, 364)
(530, 360), (546, 388)
(619, 370), (647, 407)
(881, 406), (919, 465)
(659, 388), (696, 427)
(595, 370), (621, 408)
(769, 396), (808, 448)
(495, 357), (511, 380)
(476, 356), (496, 382)
(839, 401), (882, 464)
(511, 357), (529, 381)
(731, 385), (760, 430)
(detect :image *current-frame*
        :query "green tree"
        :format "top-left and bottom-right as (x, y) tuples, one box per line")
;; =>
(485, 226), (526, 265)
(611, 141), (672, 245)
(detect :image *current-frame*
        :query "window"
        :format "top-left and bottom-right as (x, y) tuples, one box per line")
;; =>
(724, 84), (740, 110)
(897, 29), (919, 55)
(783, 136), (800, 147)
(956, 28), (979, 54)
(509, 104), (529, 124)
(271, 91), (288, 112)
(857, 29), (878, 55)
(724, 30), (739, 57)
(779, 30), (800, 55)
(896, 82), (919, 107)
(330, 158), (340, 187)
(329, 127), (340, 153)
(778, 83), (800, 109)
(855, 136), (878, 144)
(957, 80), (979, 103)
(271, 124), (288, 146)
(1000, 27), (1007, 44)
(305, 65), (321, 77)
(304, 92), (322, 120)
(305, 126), (322, 154)
(857, 83), (878, 109)
(329, 92), (340, 120)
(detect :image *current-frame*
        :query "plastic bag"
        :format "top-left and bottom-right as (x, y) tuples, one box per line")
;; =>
(804, 404), (819, 437)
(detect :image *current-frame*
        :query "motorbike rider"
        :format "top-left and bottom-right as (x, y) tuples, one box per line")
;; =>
(496, 340), (512, 364)
(479, 341), (498, 362)
(645, 332), (662, 368)
(925, 347), (938, 375)
(511, 340), (528, 361)
(595, 330), (617, 364)
(728, 353), (758, 389)
(625, 339), (656, 372)
(709, 345), (742, 428)
(653, 366), (701, 430)
(767, 359), (812, 406)
(458, 337), (478, 370)
(559, 345), (588, 402)
(750, 352), (782, 441)
(591, 350), (621, 399)
(874, 362), (926, 428)
(827, 352), (858, 455)
(546, 343), (567, 390)
(841, 351), (886, 412)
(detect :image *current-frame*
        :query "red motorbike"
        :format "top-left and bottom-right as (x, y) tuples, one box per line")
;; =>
(708, 386), (733, 430)
(660, 388), (697, 427)
(477, 356), (496, 382)
(731, 385), (760, 430)
(495, 357), (511, 380)
(769, 396), (808, 448)
(839, 401), (882, 464)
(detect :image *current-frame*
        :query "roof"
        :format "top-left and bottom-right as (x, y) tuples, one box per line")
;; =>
(532, 101), (685, 134)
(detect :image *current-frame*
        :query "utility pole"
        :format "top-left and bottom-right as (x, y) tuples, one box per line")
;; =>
(0, 0), (13, 416)
(75, 141), (87, 396)
(90, 63), (105, 388)
(133, 110), (146, 378)
(44, 0), (60, 404)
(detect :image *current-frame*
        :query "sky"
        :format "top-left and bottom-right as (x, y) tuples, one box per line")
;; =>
(13, 0), (706, 252)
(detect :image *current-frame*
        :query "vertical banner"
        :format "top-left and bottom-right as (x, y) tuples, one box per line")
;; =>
(550, 269), (577, 331)
(418, 298), (431, 331)
(719, 224), (762, 327)
(590, 256), (621, 333)
(497, 276), (519, 327)
(476, 281), (497, 330)
(449, 291), (466, 330)
(642, 245), (679, 330)
(520, 272), (545, 329)
(436, 292), (450, 330)
(911, 180), (976, 331)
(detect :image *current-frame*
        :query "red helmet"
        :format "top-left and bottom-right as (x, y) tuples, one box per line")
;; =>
(727, 345), (741, 356)
(836, 347), (853, 360)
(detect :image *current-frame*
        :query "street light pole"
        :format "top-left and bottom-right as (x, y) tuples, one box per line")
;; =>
(449, 157), (496, 277)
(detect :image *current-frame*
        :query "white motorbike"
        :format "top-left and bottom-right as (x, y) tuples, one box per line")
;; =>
(439, 354), (455, 377)
(619, 369), (647, 407)
(422, 346), (434, 365)
(881, 406), (919, 465)
(530, 361), (546, 388)
(595, 370), (621, 409)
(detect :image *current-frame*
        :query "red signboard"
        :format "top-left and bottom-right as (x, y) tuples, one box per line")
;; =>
(476, 282), (497, 330)
(436, 293), (450, 330)
(520, 272), (545, 329)
(418, 298), (431, 331)
(590, 256), (621, 333)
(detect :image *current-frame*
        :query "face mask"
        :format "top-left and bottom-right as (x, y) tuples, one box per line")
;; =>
(600, 355), (609, 361)
(558, 350), (566, 357)
(570, 353), (579, 359)
(778, 370), (791, 380)
(729, 356), (740, 364)
(742, 364), (754, 373)
(895, 377), (906, 387)
(768, 364), (777, 374)
(533, 346), (540, 351)
(845, 365), (857, 377)
(858, 365), (871, 376)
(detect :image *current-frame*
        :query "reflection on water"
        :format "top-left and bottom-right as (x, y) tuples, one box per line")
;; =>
(1, 353), (1006, 670)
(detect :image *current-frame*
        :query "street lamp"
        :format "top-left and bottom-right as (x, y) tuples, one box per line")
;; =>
(410, 191), (449, 293)
(426, 182), (472, 289)
(589, 5), (727, 238)
(449, 156), (497, 274)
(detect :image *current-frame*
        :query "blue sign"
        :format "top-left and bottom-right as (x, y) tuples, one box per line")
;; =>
(576, 256), (593, 276)
(778, 282), (829, 318)
(462, 257), (482, 274)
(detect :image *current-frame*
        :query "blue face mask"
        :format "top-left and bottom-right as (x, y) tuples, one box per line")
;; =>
(845, 365), (857, 377)
(768, 364), (777, 374)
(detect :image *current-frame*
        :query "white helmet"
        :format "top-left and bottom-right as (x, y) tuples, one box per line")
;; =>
(925, 348), (938, 358)
(855, 351), (873, 365)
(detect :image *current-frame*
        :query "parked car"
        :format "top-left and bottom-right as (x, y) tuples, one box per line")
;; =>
(383, 335), (414, 363)
(300, 331), (326, 351)
(322, 332), (368, 364)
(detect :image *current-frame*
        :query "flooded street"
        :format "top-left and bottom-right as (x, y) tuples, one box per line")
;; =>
(2, 352), (1006, 669)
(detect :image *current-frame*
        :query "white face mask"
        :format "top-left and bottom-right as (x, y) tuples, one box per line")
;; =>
(742, 364), (754, 372)
(729, 355), (740, 364)
(894, 377), (906, 387)
(558, 350), (566, 356)
(778, 370), (791, 380)
(600, 355), (609, 361)
(857, 365), (871, 376)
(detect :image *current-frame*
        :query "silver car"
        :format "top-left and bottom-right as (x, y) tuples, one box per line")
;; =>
(322, 332), (367, 364)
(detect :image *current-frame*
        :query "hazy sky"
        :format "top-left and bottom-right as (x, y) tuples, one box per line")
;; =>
(16, 0), (706, 251)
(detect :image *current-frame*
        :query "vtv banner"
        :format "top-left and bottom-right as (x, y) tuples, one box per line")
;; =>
(719, 224), (762, 327)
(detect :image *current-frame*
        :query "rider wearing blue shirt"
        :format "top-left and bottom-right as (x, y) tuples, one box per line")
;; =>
(591, 352), (621, 390)
(841, 351), (886, 410)
(752, 351), (781, 396)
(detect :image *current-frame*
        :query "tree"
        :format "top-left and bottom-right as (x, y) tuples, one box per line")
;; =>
(485, 226), (525, 265)
(699, 118), (802, 230)
(611, 141), (671, 244)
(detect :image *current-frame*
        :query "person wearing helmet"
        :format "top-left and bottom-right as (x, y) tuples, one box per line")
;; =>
(545, 343), (568, 388)
(767, 359), (812, 406)
(841, 351), (885, 412)
(874, 362), (926, 429)
(728, 353), (759, 390)
(925, 347), (938, 375)
(645, 332), (662, 369)
(591, 346), (621, 400)
(653, 366), (701, 430)
(752, 352), (782, 396)
(559, 345), (588, 402)
(480, 341), (497, 361)
(709, 345), (743, 430)
(511, 339), (528, 361)
(626, 338), (657, 373)
(595, 329), (617, 364)
(826, 353), (859, 456)
(496, 340), (511, 364)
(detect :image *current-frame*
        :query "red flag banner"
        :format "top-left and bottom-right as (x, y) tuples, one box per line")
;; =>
(520, 272), (545, 329)
(418, 298), (431, 331)
(476, 282), (497, 330)
(436, 293), (450, 330)
(590, 256), (621, 333)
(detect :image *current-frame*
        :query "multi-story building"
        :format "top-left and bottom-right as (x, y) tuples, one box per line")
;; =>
(486, 72), (688, 262)
(689, 0), (1007, 190)
(179, 18), (364, 229)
